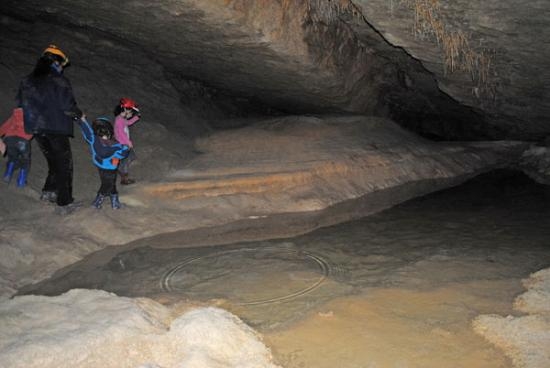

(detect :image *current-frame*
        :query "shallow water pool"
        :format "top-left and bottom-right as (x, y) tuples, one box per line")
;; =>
(25, 170), (550, 367)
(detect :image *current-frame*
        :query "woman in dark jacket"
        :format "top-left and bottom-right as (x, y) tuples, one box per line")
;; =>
(16, 45), (82, 214)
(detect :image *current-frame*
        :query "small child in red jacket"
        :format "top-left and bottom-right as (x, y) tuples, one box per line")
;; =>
(0, 108), (33, 187)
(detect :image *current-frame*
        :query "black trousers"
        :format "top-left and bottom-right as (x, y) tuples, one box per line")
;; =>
(34, 134), (73, 206)
(98, 168), (118, 195)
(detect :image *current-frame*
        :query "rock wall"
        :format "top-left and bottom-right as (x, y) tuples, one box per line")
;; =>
(0, 0), (505, 139)
(356, 0), (550, 139)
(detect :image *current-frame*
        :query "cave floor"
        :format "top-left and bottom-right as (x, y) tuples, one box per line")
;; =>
(24, 170), (550, 367)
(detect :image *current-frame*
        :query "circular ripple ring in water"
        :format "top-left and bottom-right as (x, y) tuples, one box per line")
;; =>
(160, 247), (331, 305)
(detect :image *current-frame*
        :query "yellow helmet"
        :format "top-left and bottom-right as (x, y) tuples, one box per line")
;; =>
(43, 44), (69, 66)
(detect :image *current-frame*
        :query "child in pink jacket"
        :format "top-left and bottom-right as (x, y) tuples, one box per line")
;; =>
(113, 97), (140, 185)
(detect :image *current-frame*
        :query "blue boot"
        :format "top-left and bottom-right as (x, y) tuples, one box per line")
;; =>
(3, 162), (15, 183)
(110, 193), (122, 209)
(92, 194), (105, 209)
(16, 169), (27, 188)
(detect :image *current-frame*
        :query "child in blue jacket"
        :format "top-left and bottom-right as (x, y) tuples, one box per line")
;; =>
(77, 116), (129, 209)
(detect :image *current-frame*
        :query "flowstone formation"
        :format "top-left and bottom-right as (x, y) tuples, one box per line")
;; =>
(0, 289), (281, 368)
(474, 268), (550, 368)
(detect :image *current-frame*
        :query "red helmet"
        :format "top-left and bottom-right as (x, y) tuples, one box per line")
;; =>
(119, 97), (139, 113)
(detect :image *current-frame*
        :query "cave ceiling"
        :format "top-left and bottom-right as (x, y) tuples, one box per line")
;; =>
(0, 0), (548, 140)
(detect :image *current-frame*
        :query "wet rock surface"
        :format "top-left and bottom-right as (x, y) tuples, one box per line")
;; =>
(16, 170), (550, 367)
(0, 115), (527, 298)
(520, 144), (550, 184)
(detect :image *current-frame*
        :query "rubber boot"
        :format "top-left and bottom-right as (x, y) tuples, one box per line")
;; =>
(110, 193), (122, 209)
(92, 193), (105, 209)
(120, 173), (136, 185)
(16, 169), (27, 188)
(3, 162), (15, 183)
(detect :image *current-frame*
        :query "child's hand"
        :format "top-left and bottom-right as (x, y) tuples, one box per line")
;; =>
(0, 139), (5, 156)
(80, 114), (87, 122)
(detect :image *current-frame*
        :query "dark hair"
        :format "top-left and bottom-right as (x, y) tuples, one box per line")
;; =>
(92, 119), (114, 139)
(113, 104), (124, 117)
(32, 55), (54, 78)
(113, 105), (139, 117)
(31, 52), (70, 78)
(31, 53), (69, 78)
